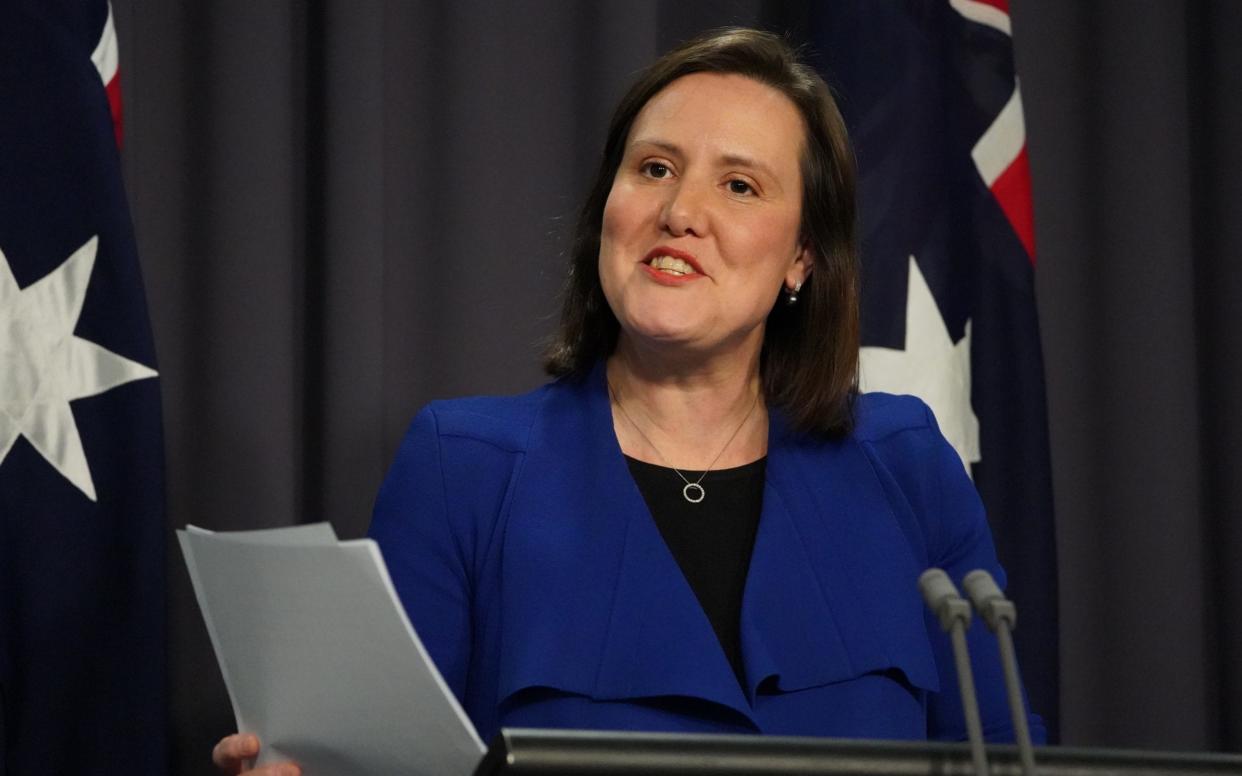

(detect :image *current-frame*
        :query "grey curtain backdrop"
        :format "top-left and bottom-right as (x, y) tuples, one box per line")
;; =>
(107, 1), (1242, 772)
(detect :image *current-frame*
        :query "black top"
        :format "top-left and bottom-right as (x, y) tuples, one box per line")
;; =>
(624, 455), (766, 690)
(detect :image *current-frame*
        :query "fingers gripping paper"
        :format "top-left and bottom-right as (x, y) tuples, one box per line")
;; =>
(178, 524), (485, 775)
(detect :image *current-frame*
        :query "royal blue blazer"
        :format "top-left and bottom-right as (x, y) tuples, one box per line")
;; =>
(368, 362), (1045, 744)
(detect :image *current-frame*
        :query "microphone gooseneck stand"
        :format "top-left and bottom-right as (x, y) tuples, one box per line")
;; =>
(918, 568), (989, 776)
(963, 569), (1038, 776)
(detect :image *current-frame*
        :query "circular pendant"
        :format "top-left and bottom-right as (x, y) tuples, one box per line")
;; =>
(682, 482), (706, 503)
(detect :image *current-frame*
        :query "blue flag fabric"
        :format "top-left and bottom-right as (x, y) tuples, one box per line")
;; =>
(0, 1), (167, 771)
(809, 0), (1060, 738)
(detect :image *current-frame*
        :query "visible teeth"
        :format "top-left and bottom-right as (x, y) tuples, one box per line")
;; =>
(649, 256), (696, 275)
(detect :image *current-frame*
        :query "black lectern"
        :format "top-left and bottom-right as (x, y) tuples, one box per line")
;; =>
(474, 728), (1242, 775)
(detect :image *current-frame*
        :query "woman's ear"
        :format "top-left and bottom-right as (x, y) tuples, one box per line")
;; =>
(787, 242), (814, 290)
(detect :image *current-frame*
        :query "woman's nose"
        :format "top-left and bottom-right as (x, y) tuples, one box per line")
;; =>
(660, 181), (709, 238)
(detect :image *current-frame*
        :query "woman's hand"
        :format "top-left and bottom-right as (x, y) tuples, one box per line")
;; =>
(212, 733), (301, 776)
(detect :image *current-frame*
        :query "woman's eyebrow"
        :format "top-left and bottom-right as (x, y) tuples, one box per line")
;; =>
(627, 137), (681, 156)
(719, 152), (777, 181)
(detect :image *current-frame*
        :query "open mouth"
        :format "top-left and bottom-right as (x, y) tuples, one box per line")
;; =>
(646, 255), (698, 277)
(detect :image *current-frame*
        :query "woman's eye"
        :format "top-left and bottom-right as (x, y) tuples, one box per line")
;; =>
(728, 179), (753, 195)
(642, 162), (670, 179)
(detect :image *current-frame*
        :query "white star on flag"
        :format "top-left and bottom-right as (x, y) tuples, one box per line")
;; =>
(0, 236), (158, 501)
(859, 255), (980, 472)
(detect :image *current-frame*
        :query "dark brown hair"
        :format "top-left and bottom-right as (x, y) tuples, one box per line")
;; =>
(544, 27), (859, 437)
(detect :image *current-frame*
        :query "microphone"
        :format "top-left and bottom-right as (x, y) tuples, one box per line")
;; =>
(963, 569), (1038, 776)
(919, 568), (989, 776)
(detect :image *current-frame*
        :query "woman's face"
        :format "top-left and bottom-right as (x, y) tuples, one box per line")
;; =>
(599, 72), (811, 361)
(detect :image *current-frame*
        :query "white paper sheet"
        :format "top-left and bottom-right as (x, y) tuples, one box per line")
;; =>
(178, 523), (485, 776)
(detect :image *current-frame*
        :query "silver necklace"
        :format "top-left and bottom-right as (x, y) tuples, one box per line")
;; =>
(609, 382), (760, 504)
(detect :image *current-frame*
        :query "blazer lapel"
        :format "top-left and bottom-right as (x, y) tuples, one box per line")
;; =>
(498, 364), (756, 727)
(740, 410), (940, 698)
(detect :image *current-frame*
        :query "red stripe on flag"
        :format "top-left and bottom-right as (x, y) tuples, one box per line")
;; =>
(990, 145), (1035, 263)
(975, 0), (1010, 13)
(105, 71), (123, 148)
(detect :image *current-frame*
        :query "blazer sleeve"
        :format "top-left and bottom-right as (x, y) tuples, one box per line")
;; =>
(367, 407), (474, 702)
(862, 398), (1047, 744)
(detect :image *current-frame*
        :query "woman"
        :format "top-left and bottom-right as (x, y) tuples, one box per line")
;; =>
(215, 27), (1042, 774)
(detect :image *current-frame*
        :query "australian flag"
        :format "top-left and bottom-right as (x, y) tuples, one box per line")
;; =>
(0, 1), (166, 772)
(809, 0), (1059, 738)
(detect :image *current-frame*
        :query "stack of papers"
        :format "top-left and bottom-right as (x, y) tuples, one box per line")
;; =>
(178, 523), (486, 775)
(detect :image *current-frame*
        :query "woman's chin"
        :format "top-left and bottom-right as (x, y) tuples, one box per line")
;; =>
(622, 319), (704, 348)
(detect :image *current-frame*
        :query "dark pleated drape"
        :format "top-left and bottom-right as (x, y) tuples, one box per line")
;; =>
(107, 1), (1242, 772)
(1013, 0), (1242, 749)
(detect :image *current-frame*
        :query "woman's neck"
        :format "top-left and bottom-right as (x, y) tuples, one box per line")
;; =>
(606, 340), (768, 470)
